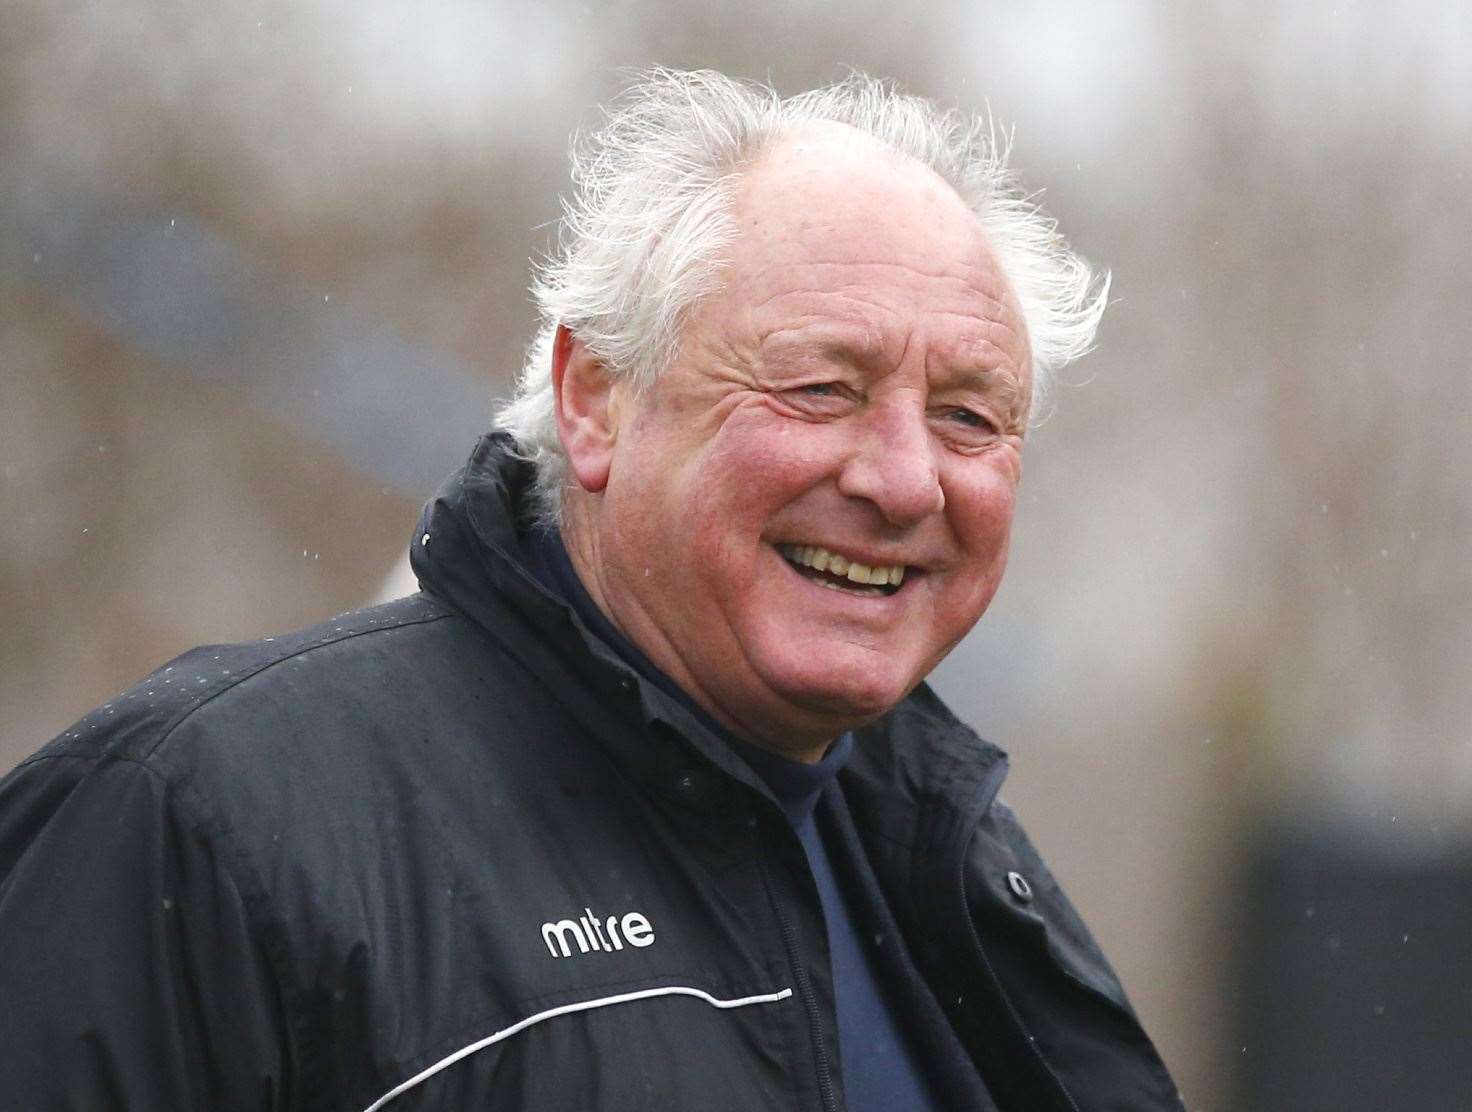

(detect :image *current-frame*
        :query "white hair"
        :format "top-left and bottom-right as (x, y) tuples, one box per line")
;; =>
(497, 67), (1108, 523)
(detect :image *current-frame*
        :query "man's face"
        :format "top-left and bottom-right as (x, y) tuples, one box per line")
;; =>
(586, 126), (1032, 754)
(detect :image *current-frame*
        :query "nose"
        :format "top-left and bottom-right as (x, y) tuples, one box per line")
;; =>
(835, 398), (945, 527)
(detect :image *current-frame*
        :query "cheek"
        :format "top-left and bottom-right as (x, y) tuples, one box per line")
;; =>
(947, 467), (1019, 573)
(680, 425), (831, 585)
(704, 417), (832, 510)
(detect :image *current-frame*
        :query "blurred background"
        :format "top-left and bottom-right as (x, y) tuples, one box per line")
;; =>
(3, 1), (1469, 1107)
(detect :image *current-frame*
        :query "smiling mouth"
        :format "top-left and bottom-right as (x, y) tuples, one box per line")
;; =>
(777, 543), (907, 598)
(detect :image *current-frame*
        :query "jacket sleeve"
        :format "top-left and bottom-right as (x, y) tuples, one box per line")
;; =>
(0, 753), (291, 1110)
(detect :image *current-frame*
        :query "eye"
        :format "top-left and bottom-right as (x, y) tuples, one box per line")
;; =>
(776, 381), (860, 418)
(945, 408), (995, 432)
(930, 404), (1004, 451)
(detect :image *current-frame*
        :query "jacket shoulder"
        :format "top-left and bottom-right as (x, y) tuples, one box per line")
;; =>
(18, 593), (460, 775)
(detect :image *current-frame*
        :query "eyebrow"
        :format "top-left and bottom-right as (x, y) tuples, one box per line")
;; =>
(967, 369), (1027, 413)
(760, 322), (1027, 404)
(936, 363), (1022, 392)
(927, 360), (1031, 430)
(759, 323), (891, 368)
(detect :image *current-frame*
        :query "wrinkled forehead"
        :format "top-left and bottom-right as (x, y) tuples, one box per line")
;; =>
(718, 124), (1032, 382)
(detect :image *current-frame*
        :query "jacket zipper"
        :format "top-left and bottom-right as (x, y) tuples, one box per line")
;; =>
(762, 844), (839, 1112)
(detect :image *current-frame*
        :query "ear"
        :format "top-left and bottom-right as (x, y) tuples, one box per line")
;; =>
(552, 324), (620, 493)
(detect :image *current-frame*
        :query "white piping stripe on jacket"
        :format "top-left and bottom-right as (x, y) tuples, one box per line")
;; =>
(361, 984), (795, 1112)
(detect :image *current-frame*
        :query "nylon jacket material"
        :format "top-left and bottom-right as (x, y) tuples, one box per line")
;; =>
(0, 434), (1183, 1111)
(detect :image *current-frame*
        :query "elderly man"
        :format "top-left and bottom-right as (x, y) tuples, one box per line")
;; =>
(0, 71), (1181, 1110)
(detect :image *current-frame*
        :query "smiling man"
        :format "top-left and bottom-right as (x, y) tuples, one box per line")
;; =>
(0, 71), (1181, 1110)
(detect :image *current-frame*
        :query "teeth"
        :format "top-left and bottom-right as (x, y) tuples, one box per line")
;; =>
(779, 544), (908, 590)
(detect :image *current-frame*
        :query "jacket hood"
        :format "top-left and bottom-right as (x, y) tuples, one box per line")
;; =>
(411, 433), (563, 633)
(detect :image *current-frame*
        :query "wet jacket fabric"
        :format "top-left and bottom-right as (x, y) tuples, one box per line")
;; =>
(0, 434), (1183, 1111)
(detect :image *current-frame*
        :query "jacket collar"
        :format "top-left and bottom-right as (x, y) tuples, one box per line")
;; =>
(410, 433), (1010, 842)
(410, 434), (776, 815)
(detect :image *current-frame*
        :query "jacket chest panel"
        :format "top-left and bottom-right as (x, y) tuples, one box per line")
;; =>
(302, 744), (825, 1112)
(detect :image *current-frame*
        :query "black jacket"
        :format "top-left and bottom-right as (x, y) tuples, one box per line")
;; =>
(0, 435), (1182, 1111)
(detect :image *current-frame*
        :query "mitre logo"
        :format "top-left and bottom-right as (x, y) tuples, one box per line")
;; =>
(541, 907), (655, 958)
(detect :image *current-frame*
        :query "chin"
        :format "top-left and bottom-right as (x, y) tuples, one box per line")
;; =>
(765, 656), (916, 725)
